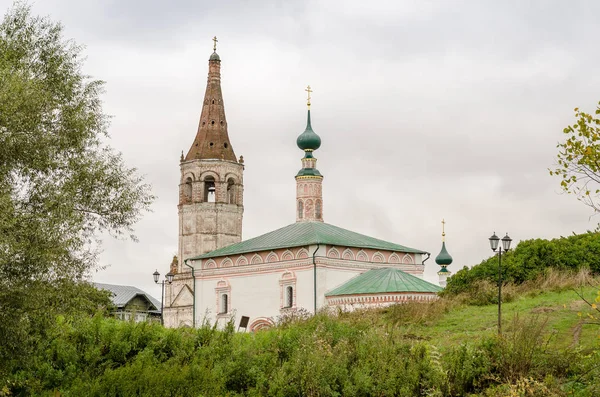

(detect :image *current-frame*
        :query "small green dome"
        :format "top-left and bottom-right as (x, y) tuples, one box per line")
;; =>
(435, 242), (453, 266)
(297, 110), (321, 151)
(209, 51), (220, 61)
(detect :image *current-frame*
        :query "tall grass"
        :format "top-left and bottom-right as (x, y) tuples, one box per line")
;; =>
(449, 268), (594, 306)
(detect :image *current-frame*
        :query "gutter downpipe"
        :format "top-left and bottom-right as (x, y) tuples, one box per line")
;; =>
(422, 252), (431, 265)
(184, 259), (196, 328)
(313, 244), (320, 314)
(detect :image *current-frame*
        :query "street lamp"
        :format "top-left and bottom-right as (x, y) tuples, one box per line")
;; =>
(153, 270), (174, 325)
(489, 232), (512, 336)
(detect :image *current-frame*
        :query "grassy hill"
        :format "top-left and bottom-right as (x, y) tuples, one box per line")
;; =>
(381, 285), (598, 351)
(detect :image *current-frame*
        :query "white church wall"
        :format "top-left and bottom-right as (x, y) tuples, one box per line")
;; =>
(189, 245), (430, 330)
(194, 265), (317, 328)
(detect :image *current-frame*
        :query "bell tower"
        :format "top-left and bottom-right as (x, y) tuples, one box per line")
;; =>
(164, 38), (244, 327)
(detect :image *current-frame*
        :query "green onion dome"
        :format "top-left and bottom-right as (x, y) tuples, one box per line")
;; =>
(209, 51), (220, 61)
(435, 242), (453, 266)
(297, 110), (321, 151)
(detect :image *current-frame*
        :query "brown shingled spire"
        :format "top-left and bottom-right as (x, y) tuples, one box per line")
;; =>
(185, 42), (237, 162)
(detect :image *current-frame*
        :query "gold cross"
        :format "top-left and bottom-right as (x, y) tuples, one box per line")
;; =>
(305, 85), (312, 108)
(442, 219), (446, 241)
(213, 36), (218, 52)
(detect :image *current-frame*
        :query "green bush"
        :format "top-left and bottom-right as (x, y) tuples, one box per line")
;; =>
(443, 232), (600, 297)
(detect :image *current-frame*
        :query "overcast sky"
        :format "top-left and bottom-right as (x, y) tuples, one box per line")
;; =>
(3, 0), (599, 301)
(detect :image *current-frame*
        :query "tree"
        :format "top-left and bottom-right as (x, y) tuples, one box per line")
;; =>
(550, 102), (600, 214)
(0, 2), (154, 370)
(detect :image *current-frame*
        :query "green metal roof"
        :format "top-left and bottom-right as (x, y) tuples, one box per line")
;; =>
(296, 167), (322, 177)
(189, 221), (426, 260)
(325, 268), (442, 296)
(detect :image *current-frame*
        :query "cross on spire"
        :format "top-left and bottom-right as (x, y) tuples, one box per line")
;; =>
(442, 219), (446, 241)
(212, 36), (218, 52)
(305, 85), (312, 108)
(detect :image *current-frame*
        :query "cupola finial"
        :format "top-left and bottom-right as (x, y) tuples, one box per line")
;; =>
(212, 36), (218, 52)
(442, 218), (446, 242)
(305, 85), (312, 109)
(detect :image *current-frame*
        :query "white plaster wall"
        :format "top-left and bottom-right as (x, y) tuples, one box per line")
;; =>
(193, 267), (375, 328)
(195, 267), (314, 327)
(189, 245), (432, 330)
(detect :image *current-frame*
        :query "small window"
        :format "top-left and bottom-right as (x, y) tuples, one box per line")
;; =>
(209, 142), (214, 147)
(220, 120), (224, 126)
(211, 120), (215, 125)
(297, 201), (303, 219)
(212, 100), (215, 104)
(220, 294), (228, 314)
(315, 200), (322, 219)
(224, 142), (228, 148)
(285, 286), (293, 308)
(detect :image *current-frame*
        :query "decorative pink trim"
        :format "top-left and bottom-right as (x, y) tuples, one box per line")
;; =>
(327, 247), (340, 259)
(326, 292), (438, 306)
(342, 248), (355, 260)
(281, 250), (294, 261)
(279, 271), (297, 309)
(296, 248), (309, 259)
(205, 259), (217, 269)
(215, 278), (231, 315)
(249, 317), (274, 332)
(221, 257), (233, 267)
(356, 250), (368, 262)
(372, 252), (385, 263)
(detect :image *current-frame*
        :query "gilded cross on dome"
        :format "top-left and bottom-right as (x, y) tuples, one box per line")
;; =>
(305, 85), (312, 108)
(212, 36), (218, 52)
(442, 219), (446, 241)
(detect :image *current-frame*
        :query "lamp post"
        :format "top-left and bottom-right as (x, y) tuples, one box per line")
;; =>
(153, 270), (174, 326)
(488, 232), (512, 336)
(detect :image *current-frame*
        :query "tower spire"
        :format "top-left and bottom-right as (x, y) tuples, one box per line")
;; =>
(435, 218), (453, 287)
(295, 86), (324, 222)
(184, 38), (236, 162)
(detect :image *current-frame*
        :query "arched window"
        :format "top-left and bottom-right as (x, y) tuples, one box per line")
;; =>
(285, 286), (293, 308)
(297, 200), (303, 219)
(227, 178), (235, 204)
(204, 176), (216, 202)
(220, 294), (228, 314)
(184, 177), (192, 201)
(315, 200), (322, 219)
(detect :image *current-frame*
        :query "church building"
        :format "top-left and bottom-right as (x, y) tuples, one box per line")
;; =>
(162, 40), (446, 330)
